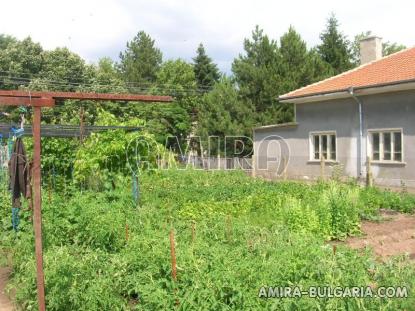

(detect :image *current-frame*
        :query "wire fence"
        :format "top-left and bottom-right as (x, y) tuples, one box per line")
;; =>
(177, 156), (253, 171)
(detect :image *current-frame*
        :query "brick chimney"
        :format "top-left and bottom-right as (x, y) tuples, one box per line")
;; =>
(360, 36), (382, 64)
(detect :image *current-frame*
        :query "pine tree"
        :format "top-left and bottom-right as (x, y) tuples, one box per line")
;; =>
(119, 31), (162, 84)
(197, 77), (253, 154)
(193, 43), (220, 90)
(279, 26), (333, 92)
(232, 26), (286, 125)
(317, 13), (353, 74)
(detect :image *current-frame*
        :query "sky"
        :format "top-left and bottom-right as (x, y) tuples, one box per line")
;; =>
(1, 0), (414, 73)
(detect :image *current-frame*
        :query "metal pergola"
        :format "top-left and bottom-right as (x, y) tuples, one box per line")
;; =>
(0, 90), (172, 311)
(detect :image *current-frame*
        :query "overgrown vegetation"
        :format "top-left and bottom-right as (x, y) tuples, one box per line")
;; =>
(1, 170), (415, 310)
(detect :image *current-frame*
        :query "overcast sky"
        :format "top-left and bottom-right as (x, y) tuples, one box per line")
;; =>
(1, 0), (413, 73)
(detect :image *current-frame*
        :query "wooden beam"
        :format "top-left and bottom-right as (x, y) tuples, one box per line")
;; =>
(32, 106), (46, 311)
(0, 90), (173, 102)
(0, 96), (55, 107)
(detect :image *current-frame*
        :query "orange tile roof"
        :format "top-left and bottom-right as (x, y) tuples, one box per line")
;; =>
(280, 47), (415, 99)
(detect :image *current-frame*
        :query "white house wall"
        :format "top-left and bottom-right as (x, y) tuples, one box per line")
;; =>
(253, 89), (415, 187)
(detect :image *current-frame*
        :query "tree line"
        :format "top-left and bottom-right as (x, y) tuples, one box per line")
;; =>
(0, 13), (406, 155)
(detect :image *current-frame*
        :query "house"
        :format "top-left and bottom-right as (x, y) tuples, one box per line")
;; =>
(253, 36), (415, 187)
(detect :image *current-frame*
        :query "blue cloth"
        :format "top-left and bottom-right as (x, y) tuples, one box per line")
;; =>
(11, 126), (24, 138)
(12, 207), (20, 232)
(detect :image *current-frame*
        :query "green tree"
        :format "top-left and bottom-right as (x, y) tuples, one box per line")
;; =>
(86, 57), (126, 93)
(197, 77), (253, 155)
(0, 34), (16, 50)
(279, 26), (332, 93)
(193, 43), (220, 90)
(317, 13), (353, 74)
(34, 47), (87, 91)
(119, 31), (162, 85)
(0, 37), (43, 89)
(120, 60), (195, 150)
(232, 26), (288, 125)
(155, 59), (198, 113)
(26, 47), (89, 124)
(383, 41), (406, 56)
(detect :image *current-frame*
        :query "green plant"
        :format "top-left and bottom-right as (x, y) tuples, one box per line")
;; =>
(2, 170), (415, 310)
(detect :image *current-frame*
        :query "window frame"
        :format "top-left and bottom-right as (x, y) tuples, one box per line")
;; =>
(309, 131), (337, 162)
(367, 128), (404, 164)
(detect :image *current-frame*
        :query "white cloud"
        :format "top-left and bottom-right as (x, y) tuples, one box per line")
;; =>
(1, 0), (414, 73)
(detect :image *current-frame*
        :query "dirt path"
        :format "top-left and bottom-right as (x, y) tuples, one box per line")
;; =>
(0, 267), (13, 311)
(346, 209), (415, 259)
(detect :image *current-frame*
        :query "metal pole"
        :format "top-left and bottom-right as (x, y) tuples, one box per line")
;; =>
(33, 106), (46, 311)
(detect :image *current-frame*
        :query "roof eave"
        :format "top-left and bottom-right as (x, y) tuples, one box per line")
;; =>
(279, 79), (415, 104)
(254, 122), (298, 131)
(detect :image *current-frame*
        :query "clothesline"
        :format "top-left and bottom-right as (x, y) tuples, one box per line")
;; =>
(0, 124), (142, 138)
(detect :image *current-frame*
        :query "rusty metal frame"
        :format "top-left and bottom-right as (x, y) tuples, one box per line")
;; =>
(0, 90), (172, 311)
(0, 90), (172, 103)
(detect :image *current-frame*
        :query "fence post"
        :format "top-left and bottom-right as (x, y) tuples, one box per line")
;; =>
(366, 156), (373, 187)
(320, 156), (325, 181)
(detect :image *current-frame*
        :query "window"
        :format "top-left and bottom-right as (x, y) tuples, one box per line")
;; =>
(369, 129), (403, 162)
(310, 132), (336, 161)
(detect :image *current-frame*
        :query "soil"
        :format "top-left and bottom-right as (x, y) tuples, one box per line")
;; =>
(0, 266), (13, 311)
(346, 209), (415, 260)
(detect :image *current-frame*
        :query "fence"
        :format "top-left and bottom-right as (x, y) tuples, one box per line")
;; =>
(179, 156), (253, 171)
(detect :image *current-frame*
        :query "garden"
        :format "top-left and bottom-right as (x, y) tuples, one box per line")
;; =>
(1, 168), (415, 310)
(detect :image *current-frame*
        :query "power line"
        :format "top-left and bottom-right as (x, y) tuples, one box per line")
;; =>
(0, 78), (208, 96)
(0, 70), (215, 92)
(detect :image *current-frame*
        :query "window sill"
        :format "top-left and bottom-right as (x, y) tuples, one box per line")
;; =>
(370, 161), (406, 166)
(307, 160), (339, 164)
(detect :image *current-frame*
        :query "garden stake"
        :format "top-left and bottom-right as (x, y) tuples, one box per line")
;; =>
(170, 228), (177, 281)
(191, 221), (196, 243)
(170, 228), (180, 307)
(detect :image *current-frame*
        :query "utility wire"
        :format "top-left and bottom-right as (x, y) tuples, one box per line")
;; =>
(0, 70), (215, 92)
(0, 78), (208, 96)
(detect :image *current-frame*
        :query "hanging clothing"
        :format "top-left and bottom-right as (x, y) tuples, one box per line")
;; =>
(9, 137), (30, 202)
(8, 138), (30, 231)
